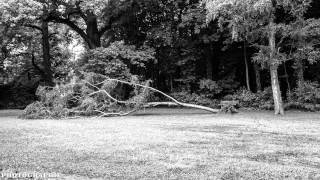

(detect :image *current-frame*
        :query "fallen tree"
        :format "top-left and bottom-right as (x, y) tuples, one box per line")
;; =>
(21, 72), (219, 119)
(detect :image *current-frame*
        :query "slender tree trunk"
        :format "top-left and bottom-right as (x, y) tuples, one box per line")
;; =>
(206, 48), (213, 80)
(244, 41), (251, 91)
(283, 61), (291, 95)
(296, 59), (305, 88)
(41, 19), (53, 85)
(0, 47), (7, 84)
(269, 22), (284, 115)
(296, 20), (305, 89)
(170, 75), (173, 92)
(254, 64), (262, 92)
(206, 59), (213, 80)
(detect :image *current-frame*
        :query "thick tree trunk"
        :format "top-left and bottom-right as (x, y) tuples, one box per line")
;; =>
(86, 13), (101, 49)
(244, 41), (251, 91)
(41, 20), (53, 85)
(254, 64), (262, 92)
(269, 22), (284, 115)
(46, 12), (102, 50)
(270, 65), (284, 115)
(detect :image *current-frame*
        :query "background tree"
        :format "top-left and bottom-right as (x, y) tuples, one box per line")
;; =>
(40, 0), (156, 49)
(289, 18), (320, 88)
(1, 0), (320, 113)
(204, 0), (313, 115)
(1, 0), (56, 84)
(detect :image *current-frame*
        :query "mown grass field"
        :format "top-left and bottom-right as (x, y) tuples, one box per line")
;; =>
(0, 109), (320, 179)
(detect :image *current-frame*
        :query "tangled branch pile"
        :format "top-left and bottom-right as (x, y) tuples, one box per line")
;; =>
(21, 72), (218, 119)
(20, 72), (149, 119)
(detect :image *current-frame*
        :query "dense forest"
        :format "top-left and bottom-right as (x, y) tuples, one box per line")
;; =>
(1, 0), (320, 117)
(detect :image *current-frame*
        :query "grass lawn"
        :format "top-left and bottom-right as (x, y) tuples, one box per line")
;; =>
(0, 108), (320, 179)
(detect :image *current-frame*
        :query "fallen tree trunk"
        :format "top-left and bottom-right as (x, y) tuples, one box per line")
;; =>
(94, 109), (139, 117)
(21, 72), (219, 119)
(83, 73), (219, 116)
(111, 80), (218, 113)
(144, 102), (219, 113)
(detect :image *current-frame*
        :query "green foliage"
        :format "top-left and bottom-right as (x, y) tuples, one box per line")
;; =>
(199, 77), (240, 97)
(20, 72), (153, 119)
(204, 0), (313, 66)
(21, 83), (79, 119)
(199, 79), (222, 95)
(289, 81), (320, 104)
(219, 101), (239, 114)
(287, 81), (320, 111)
(79, 49), (131, 80)
(2, 0), (320, 114)
(252, 48), (288, 69)
(43, 0), (132, 27)
(20, 101), (49, 119)
(228, 87), (274, 110)
(78, 41), (155, 80)
(0, 2), (41, 82)
(171, 77), (240, 109)
(217, 75), (241, 94)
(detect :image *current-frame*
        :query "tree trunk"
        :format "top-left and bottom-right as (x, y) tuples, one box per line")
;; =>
(254, 64), (262, 92)
(269, 22), (284, 115)
(85, 75), (220, 115)
(296, 21), (305, 89)
(244, 41), (251, 91)
(170, 75), (173, 92)
(46, 11), (102, 50)
(206, 53), (213, 80)
(86, 13), (101, 49)
(283, 61), (291, 95)
(41, 19), (53, 85)
(0, 46), (8, 80)
(270, 65), (284, 115)
(296, 59), (304, 88)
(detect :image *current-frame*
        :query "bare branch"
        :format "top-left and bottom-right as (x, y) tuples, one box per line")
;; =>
(24, 24), (43, 32)
(84, 72), (219, 114)
(84, 80), (129, 104)
(45, 14), (90, 45)
(94, 109), (138, 117)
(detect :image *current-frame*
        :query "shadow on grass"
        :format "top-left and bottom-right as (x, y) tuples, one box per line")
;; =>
(132, 111), (213, 117)
(247, 151), (306, 163)
(164, 125), (243, 134)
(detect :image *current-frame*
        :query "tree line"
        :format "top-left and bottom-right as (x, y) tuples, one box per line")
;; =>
(0, 0), (320, 115)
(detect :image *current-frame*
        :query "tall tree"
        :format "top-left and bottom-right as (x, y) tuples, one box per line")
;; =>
(204, 0), (312, 115)
(39, 0), (142, 49)
(1, 0), (56, 84)
(243, 40), (251, 91)
(289, 18), (320, 88)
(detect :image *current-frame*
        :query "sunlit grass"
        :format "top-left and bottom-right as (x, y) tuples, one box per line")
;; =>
(0, 109), (320, 179)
